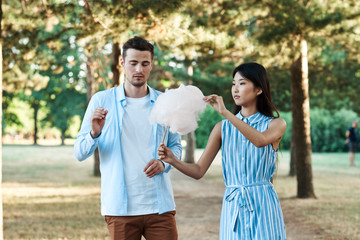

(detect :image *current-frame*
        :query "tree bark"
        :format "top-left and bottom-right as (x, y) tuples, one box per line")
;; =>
(61, 130), (65, 146)
(112, 42), (121, 87)
(32, 102), (39, 145)
(86, 55), (101, 176)
(184, 131), (195, 163)
(86, 56), (95, 105)
(290, 38), (316, 198)
(289, 143), (296, 176)
(0, 0), (4, 237)
(184, 65), (195, 163)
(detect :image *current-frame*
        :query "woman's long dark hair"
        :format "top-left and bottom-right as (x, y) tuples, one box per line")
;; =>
(232, 62), (279, 118)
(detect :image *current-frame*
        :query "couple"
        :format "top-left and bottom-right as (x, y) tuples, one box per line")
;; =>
(74, 36), (287, 240)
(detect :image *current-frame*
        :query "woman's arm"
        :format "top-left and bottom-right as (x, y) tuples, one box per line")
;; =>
(204, 95), (286, 149)
(158, 122), (222, 180)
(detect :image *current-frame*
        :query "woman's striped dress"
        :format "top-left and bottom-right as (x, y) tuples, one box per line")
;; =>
(220, 112), (287, 240)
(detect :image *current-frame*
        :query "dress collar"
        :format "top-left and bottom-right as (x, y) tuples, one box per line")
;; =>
(236, 111), (265, 124)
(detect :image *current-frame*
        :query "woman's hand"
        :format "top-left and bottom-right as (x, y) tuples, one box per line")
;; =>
(158, 143), (176, 164)
(203, 94), (228, 116)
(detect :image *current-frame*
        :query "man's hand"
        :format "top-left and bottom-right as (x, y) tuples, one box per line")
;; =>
(143, 159), (165, 178)
(90, 107), (108, 138)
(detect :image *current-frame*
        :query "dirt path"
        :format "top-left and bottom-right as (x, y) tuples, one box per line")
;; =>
(171, 170), (325, 240)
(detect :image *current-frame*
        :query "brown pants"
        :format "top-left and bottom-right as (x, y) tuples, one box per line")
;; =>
(104, 211), (177, 240)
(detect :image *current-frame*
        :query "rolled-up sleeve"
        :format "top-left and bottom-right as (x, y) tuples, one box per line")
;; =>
(74, 95), (100, 161)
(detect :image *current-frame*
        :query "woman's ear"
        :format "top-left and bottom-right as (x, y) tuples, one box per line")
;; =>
(256, 88), (263, 96)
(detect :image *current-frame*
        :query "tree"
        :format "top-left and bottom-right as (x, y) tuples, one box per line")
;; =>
(0, 0), (3, 238)
(244, 0), (360, 198)
(39, 29), (87, 145)
(2, 0), (81, 144)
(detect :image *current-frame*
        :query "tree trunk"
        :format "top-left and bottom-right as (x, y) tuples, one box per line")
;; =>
(184, 131), (195, 163)
(0, 0), (4, 237)
(290, 38), (316, 198)
(94, 148), (101, 176)
(86, 55), (101, 176)
(112, 42), (121, 87)
(184, 65), (195, 163)
(32, 102), (39, 145)
(86, 56), (96, 104)
(61, 130), (65, 146)
(289, 143), (296, 176)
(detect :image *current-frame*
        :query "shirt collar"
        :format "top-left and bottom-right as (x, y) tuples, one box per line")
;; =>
(236, 111), (265, 124)
(116, 82), (156, 105)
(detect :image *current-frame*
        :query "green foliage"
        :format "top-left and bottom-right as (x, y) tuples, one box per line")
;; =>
(309, 43), (360, 114)
(280, 109), (358, 152)
(195, 106), (224, 148)
(39, 29), (87, 138)
(2, 0), (360, 147)
(279, 111), (292, 150)
(267, 67), (292, 112)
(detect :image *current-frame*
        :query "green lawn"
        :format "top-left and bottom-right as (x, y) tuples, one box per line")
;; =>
(275, 151), (360, 239)
(2, 145), (108, 239)
(2, 145), (360, 239)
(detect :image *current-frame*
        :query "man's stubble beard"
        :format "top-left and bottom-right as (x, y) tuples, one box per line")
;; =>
(127, 77), (147, 88)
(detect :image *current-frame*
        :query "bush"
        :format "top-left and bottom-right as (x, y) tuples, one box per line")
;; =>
(279, 111), (292, 150)
(196, 108), (358, 152)
(280, 108), (358, 152)
(195, 106), (224, 148)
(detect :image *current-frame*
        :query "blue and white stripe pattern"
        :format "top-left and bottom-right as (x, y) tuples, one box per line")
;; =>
(220, 112), (287, 240)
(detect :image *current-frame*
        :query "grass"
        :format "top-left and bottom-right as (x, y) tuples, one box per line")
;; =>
(2, 145), (360, 239)
(271, 151), (360, 239)
(2, 145), (108, 239)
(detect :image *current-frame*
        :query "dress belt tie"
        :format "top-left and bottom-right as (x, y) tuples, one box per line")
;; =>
(225, 181), (272, 232)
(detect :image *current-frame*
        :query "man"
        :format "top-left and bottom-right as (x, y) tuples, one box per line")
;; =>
(346, 121), (358, 166)
(74, 36), (182, 240)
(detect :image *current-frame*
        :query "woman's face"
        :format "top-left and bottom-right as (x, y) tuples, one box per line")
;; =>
(232, 72), (262, 107)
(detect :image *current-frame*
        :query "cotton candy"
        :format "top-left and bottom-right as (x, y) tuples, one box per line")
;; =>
(149, 84), (208, 135)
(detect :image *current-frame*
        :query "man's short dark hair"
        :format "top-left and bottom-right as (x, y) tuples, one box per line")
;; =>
(122, 36), (154, 60)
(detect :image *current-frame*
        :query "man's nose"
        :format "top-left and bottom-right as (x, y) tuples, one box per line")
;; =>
(136, 64), (143, 72)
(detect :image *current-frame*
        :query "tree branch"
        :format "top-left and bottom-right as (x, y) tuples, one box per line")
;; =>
(84, 0), (113, 33)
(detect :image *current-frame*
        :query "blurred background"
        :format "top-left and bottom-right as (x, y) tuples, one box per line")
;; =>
(1, 0), (360, 239)
(2, 0), (359, 150)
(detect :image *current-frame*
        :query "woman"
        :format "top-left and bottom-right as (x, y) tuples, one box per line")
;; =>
(158, 62), (287, 239)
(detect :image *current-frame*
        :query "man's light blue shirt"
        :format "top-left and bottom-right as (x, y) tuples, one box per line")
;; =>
(74, 83), (182, 216)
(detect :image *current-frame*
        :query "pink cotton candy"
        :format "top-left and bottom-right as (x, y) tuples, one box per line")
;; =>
(149, 84), (208, 135)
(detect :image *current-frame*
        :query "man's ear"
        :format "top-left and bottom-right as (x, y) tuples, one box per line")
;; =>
(120, 58), (125, 67)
